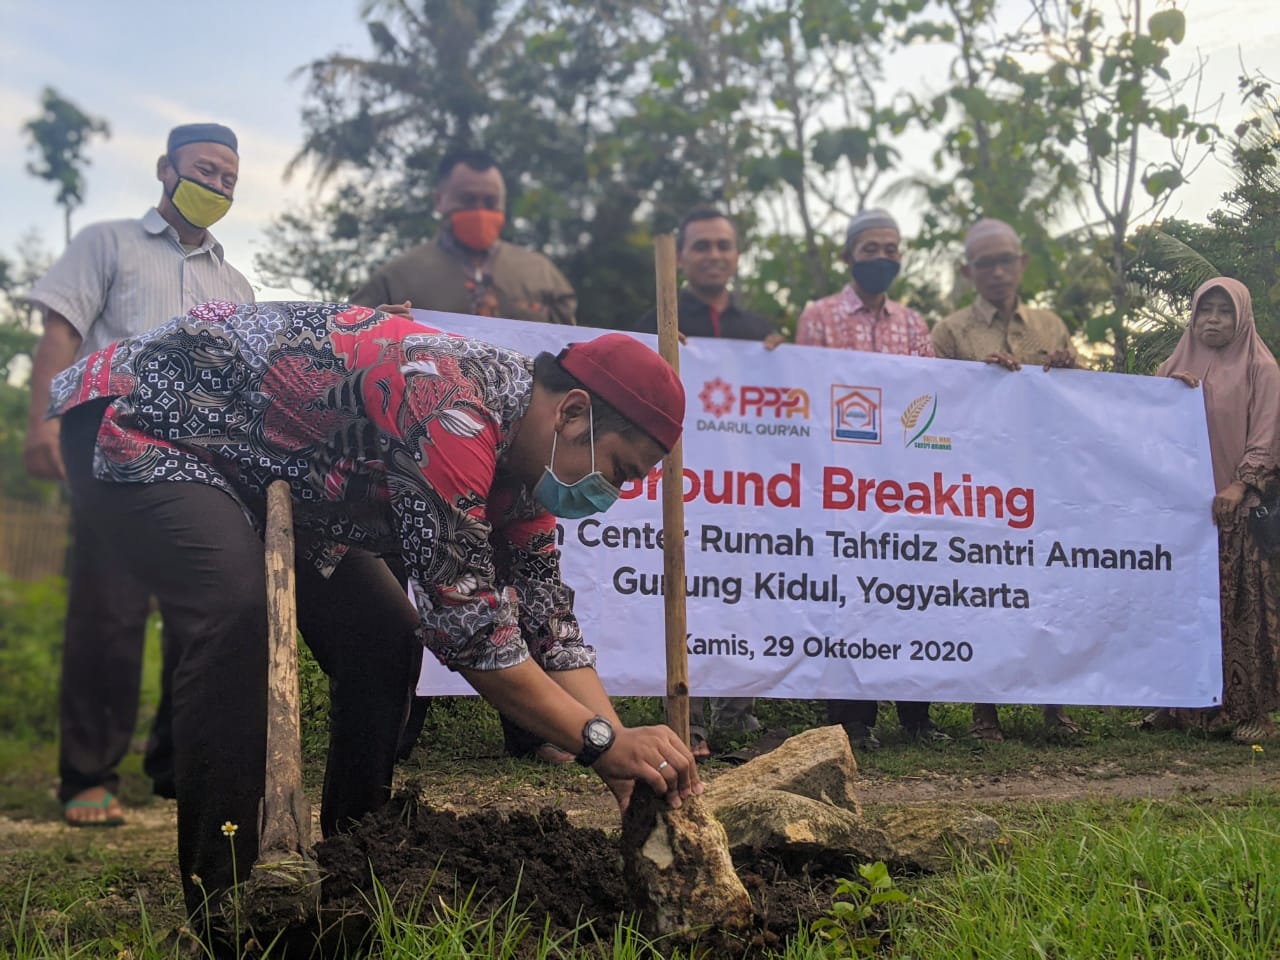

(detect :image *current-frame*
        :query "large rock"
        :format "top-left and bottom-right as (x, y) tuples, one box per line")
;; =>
(701, 725), (1002, 873)
(703, 725), (860, 815)
(713, 789), (891, 864)
(714, 790), (1002, 873)
(865, 807), (1005, 873)
(621, 785), (753, 941)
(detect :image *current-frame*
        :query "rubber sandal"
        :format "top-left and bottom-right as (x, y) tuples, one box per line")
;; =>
(1231, 720), (1277, 744)
(1133, 709), (1179, 731)
(718, 728), (791, 765)
(64, 789), (125, 828)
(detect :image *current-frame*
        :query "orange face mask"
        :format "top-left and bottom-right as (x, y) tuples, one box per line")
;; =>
(450, 209), (505, 251)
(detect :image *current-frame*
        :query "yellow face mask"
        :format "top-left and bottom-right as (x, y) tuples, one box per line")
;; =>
(169, 175), (233, 229)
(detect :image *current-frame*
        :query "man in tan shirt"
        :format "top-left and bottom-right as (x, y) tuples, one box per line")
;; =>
(932, 218), (1080, 741)
(932, 219), (1075, 370)
(351, 148), (576, 325)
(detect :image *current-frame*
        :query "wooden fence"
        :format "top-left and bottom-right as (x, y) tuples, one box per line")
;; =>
(0, 496), (70, 581)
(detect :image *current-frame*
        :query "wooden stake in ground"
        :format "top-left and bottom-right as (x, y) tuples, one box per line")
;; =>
(655, 233), (690, 747)
(241, 480), (320, 932)
(621, 237), (754, 944)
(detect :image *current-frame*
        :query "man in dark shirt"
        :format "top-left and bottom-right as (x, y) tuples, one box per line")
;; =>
(638, 208), (774, 755)
(636, 208), (773, 341)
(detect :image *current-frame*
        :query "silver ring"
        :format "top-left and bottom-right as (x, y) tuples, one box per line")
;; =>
(657, 760), (669, 771)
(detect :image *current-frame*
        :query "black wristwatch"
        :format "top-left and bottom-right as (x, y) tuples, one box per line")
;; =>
(575, 716), (616, 767)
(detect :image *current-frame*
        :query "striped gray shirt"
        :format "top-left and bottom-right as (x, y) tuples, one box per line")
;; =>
(28, 207), (255, 361)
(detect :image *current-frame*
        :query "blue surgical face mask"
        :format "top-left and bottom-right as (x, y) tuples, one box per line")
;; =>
(533, 406), (621, 518)
(850, 256), (901, 295)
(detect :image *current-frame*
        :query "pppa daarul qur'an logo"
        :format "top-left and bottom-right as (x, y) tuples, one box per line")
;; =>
(697, 377), (811, 437)
(901, 393), (953, 451)
(698, 377), (736, 417)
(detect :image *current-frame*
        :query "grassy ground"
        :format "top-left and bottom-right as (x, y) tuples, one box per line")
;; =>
(3, 579), (1279, 957)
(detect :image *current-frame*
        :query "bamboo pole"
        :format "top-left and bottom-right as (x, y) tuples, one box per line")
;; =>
(655, 234), (690, 746)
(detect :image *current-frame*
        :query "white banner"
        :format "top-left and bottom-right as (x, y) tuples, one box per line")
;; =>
(410, 310), (1222, 708)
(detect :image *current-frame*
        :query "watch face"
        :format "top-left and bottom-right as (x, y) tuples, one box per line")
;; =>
(586, 719), (612, 748)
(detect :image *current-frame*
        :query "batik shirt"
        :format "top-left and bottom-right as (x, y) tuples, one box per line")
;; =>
(796, 285), (934, 357)
(49, 300), (593, 675)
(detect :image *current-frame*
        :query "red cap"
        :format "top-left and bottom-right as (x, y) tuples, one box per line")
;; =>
(557, 334), (685, 452)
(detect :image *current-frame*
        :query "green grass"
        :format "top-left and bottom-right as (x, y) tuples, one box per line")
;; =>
(5, 797), (1279, 958)
(6, 577), (1280, 957)
(890, 797), (1280, 959)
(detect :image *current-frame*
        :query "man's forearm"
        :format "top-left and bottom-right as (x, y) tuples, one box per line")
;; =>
(461, 659), (600, 756)
(27, 312), (82, 426)
(546, 667), (621, 726)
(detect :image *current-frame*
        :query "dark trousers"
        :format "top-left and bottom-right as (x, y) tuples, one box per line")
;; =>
(58, 495), (177, 803)
(827, 699), (932, 732)
(63, 402), (418, 931)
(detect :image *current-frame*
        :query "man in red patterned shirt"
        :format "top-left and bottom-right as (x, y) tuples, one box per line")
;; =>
(787, 209), (945, 749)
(48, 301), (699, 945)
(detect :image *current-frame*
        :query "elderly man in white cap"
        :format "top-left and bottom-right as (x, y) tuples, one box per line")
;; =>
(787, 208), (944, 749)
(932, 218), (1076, 371)
(933, 217), (1080, 741)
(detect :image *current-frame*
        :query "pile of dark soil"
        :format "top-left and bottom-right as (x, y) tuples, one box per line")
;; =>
(312, 794), (844, 955)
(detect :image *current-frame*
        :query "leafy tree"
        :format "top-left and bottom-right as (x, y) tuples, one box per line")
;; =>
(266, 0), (933, 333)
(1029, 1), (1216, 370)
(888, 0), (1085, 315)
(0, 234), (56, 503)
(262, 0), (1223, 358)
(22, 88), (111, 247)
(255, 184), (402, 301)
(734, 0), (914, 300)
(274, 0), (659, 323)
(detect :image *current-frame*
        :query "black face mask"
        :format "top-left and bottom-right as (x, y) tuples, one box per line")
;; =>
(851, 257), (901, 295)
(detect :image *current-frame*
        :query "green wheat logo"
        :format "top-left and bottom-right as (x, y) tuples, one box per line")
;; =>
(901, 393), (937, 447)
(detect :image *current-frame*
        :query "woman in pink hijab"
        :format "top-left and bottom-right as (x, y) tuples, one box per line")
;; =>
(1158, 278), (1280, 742)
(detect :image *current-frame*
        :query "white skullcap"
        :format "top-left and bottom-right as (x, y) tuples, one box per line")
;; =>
(845, 208), (899, 248)
(964, 219), (1022, 260)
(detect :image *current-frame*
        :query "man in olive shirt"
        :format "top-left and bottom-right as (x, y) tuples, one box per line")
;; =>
(356, 148), (577, 764)
(636, 208), (773, 341)
(638, 208), (773, 755)
(351, 148), (576, 325)
(932, 218), (1080, 741)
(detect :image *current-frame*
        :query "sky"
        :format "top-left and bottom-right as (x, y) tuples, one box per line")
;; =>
(0, 0), (1276, 301)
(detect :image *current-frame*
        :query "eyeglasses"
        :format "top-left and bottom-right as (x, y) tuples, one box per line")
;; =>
(969, 254), (1021, 273)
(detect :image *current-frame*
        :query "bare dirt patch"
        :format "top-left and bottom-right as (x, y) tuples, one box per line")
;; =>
(313, 796), (839, 956)
(855, 762), (1280, 805)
